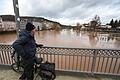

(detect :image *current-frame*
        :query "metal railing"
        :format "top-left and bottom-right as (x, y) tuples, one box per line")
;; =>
(0, 44), (120, 76)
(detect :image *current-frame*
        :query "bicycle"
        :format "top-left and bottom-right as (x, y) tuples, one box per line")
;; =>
(11, 50), (56, 80)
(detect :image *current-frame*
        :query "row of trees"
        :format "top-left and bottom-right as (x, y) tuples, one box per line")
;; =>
(76, 14), (120, 30)
(109, 19), (120, 28)
(90, 15), (120, 29)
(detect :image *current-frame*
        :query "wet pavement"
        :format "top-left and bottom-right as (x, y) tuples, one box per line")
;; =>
(0, 66), (119, 80)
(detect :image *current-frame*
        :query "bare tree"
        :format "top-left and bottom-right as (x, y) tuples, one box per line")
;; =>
(89, 15), (101, 28)
(92, 15), (101, 27)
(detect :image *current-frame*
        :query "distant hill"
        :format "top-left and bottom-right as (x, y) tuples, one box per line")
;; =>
(0, 15), (77, 29)
(0, 15), (61, 25)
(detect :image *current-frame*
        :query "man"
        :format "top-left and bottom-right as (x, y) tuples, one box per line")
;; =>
(12, 22), (42, 80)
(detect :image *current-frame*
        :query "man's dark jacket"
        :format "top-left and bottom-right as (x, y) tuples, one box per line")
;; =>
(12, 30), (36, 60)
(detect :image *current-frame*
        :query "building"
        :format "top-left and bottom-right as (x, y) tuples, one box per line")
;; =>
(0, 17), (16, 31)
(83, 23), (89, 27)
(43, 20), (61, 30)
(20, 19), (28, 29)
(100, 25), (112, 28)
(33, 21), (43, 30)
(0, 17), (3, 31)
(89, 21), (98, 28)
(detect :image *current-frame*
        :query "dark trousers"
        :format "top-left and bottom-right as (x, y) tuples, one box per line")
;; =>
(20, 59), (34, 80)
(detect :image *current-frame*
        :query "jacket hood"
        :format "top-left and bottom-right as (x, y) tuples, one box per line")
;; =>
(19, 30), (33, 38)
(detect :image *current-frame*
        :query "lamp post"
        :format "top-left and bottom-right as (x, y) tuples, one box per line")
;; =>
(13, 0), (20, 61)
(13, 0), (20, 37)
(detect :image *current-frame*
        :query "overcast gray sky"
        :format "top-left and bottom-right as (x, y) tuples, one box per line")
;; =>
(0, 0), (120, 25)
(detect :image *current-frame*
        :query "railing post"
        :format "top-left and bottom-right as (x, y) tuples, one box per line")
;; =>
(91, 49), (97, 75)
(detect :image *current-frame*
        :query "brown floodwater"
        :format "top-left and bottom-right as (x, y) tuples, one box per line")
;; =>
(0, 29), (120, 49)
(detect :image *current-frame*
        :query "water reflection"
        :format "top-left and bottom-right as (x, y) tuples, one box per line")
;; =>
(0, 32), (17, 44)
(88, 32), (97, 47)
(0, 29), (120, 49)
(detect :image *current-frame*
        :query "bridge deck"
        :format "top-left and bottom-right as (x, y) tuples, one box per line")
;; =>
(0, 66), (119, 80)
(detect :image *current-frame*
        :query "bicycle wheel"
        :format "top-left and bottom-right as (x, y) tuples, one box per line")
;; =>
(11, 63), (24, 73)
(51, 72), (56, 80)
(34, 72), (42, 80)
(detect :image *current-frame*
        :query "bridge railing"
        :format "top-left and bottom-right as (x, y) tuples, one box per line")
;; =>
(0, 44), (120, 76)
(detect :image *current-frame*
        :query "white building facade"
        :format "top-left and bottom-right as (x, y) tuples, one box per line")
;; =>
(33, 21), (43, 30)
(0, 17), (16, 31)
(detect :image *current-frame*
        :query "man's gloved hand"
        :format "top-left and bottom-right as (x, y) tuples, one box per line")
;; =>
(36, 44), (43, 47)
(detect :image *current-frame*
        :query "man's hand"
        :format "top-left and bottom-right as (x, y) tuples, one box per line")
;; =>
(36, 44), (43, 47)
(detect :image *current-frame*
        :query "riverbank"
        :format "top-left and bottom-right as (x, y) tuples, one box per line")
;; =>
(80, 28), (120, 33)
(0, 28), (120, 33)
(0, 30), (16, 34)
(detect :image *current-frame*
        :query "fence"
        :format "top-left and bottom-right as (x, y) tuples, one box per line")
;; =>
(0, 44), (120, 76)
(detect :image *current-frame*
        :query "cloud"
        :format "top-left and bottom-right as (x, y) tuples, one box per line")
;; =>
(0, 0), (120, 25)
(0, 0), (14, 15)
